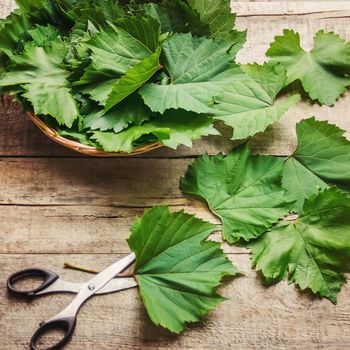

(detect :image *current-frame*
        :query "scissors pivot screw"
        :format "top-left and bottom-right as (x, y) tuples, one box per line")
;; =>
(88, 283), (95, 291)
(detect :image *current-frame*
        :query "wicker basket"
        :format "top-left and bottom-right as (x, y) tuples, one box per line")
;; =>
(28, 112), (163, 156)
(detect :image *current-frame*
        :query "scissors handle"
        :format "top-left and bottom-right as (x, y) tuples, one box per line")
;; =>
(30, 316), (76, 350)
(7, 268), (59, 297)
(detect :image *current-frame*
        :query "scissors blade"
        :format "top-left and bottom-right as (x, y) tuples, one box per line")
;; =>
(86, 253), (136, 295)
(35, 277), (137, 295)
(46, 253), (136, 321)
(96, 277), (137, 295)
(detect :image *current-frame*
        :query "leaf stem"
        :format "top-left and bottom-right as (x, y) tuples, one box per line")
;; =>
(63, 262), (99, 274)
(63, 262), (134, 278)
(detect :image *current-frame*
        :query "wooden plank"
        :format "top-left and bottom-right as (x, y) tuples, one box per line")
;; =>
(0, 4), (349, 157)
(0, 158), (191, 206)
(236, 10), (350, 63)
(0, 157), (241, 254)
(232, 1), (350, 17)
(0, 204), (249, 254)
(2, 254), (350, 350)
(0, 0), (14, 17)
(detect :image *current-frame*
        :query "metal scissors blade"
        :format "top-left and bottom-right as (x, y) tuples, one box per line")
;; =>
(36, 276), (138, 295)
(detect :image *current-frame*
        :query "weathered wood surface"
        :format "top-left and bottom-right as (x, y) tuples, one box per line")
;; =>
(1, 1), (350, 350)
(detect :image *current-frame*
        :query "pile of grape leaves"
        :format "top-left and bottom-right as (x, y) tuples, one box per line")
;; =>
(2, 0), (350, 336)
(0, 0), (302, 152)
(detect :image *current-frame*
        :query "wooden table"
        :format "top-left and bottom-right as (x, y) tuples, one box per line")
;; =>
(1, 1), (350, 349)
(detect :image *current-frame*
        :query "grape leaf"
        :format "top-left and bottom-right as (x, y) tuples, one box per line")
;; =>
(115, 14), (160, 53)
(91, 110), (219, 152)
(0, 40), (79, 127)
(181, 144), (291, 243)
(267, 29), (350, 106)
(187, 0), (235, 37)
(58, 128), (99, 147)
(84, 94), (152, 133)
(148, 110), (220, 149)
(104, 49), (161, 112)
(130, 0), (207, 35)
(15, 0), (73, 28)
(133, 0), (246, 55)
(213, 63), (300, 140)
(76, 15), (160, 105)
(135, 1), (186, 33)
(282, 118), (350, 212)
(0, 10), (33, 57)
(248, 188), (350, 303)
(139, 32), (237, 114)
(66, 0), (126, 29)
(92, 125), (169, 153)
(28, 24), (60, 47)
(187, 0), (247, 52)
(127, 206), (237, 333)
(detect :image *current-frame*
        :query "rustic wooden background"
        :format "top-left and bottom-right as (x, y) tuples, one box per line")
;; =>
(1, 1), (350, 349)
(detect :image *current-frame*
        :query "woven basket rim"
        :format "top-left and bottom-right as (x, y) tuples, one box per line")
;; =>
(28, 112), (163, 157)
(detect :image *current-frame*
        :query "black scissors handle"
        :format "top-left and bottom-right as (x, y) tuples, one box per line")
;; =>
(7, 268), (59, 297)
(30, 317), (76, 350)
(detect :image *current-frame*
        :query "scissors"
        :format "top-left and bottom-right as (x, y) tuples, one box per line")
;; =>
(7, 253), (137, 350)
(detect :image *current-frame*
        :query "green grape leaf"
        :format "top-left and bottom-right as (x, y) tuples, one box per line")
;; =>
(134, 1), (186, 33)
(248, 188), (350, 303)
(15, 0), (49, 12)
(0, 10), (33, 57)
(92, 125), (169, 153)
(28, 24), (60, 47)
(282, 117), (350, 212)
(91, 110), (219, 153)
(67, 0), (125, 29)
(213, 63), (300, 140)
(57, 128), (99, 147)
(187, 0), (236, 37)
(130, 0), (207, 35)
(181, 144), (291, 243)
(84, 94), (152, 133)
(139, 33), (237, 114)
(0, 40), (79, 127)
(115, 14), (160, 53)
(152, 111), (220, 149)
(267, 29), (350, 106)
(104, 49), (161, 112)
(76, 15), (160, 105)
(15, 0), (73, 28)
(187, 0), (247, 52)
(134, 0), (246, 54)
(127, 206), (237, 333)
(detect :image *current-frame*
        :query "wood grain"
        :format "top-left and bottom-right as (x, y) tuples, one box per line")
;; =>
(1, 1), (350, 350)
(0, 158), (191, 206)
(231, 1), (350, 17)
(0, 204), (250, 254)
